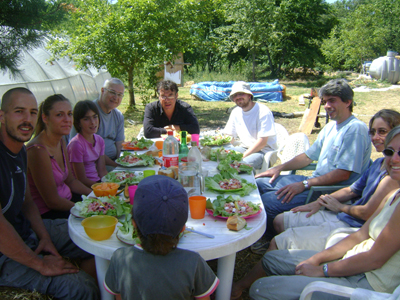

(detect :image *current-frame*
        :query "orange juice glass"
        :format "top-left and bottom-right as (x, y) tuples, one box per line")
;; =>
(189, 196), (207, 219)
(155, 140), (164, 150)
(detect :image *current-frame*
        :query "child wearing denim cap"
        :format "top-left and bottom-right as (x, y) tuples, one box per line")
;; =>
(104, 175), (219, 300)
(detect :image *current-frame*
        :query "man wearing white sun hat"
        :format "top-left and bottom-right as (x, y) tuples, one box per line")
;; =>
(223, 81), (277, 170)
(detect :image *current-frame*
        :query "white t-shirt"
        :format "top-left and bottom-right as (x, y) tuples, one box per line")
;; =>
(223, 102), (277, 153)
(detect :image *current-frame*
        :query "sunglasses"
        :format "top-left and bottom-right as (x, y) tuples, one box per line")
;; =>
(383, 148), (400, 157)
(368, 128), (389, 137)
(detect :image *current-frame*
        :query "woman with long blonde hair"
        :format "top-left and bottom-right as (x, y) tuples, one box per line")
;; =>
(27, 94), (91, 219)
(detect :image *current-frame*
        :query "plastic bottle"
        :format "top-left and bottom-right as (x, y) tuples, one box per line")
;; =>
(162, 131), (179, 168)
(179, 131), (189, 162)
(188, 141), (202, 171)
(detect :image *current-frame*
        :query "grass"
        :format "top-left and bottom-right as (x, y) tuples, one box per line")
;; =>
(2, 73), (399, 300)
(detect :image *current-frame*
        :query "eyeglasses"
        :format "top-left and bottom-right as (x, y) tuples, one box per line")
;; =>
(383, 148), (400, 157)
(368, 128), (389, 137)
(159, 95), (176, 100)
(104, 88), (124, 98)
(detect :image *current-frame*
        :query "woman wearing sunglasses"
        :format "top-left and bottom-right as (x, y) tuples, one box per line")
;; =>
(248, 125), (400, 299)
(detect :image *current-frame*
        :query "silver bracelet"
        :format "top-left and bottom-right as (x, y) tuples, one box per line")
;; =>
(323, 264), (329, 277)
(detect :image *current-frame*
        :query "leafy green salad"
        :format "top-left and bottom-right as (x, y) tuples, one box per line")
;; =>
(206, 195), (261, 217)
(102, 170), (144, 185)
(116, 152), (155, 167)
(217, 160), (253, 174)
(210, 147), (243, 162)
(75, 196), (132, 218)
(200, 135), (232, 146)
(117, 214), (140, 244)
(205, 170), (256, 196)
(122, 137), (154, 150)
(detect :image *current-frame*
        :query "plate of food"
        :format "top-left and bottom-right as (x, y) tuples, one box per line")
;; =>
(206, 195), (262, 219)
(122, 137), (154, 151)
(217, 160), (253, 174)
(73, 196), (132, 218)
(210, 147), (243, 162)
(70, 206), (85, 218)
(116, 152), (156, 167)
(200, 134), (232, 147)
(101, 170), (144, 185)
(116, 215), (139, 245)
(205, 170), (257, 197)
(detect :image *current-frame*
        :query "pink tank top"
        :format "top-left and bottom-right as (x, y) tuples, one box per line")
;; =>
(27, 144), (72, 215)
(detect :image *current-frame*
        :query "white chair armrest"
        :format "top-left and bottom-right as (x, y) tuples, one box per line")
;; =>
(255, 150), (277, 175)
(300, 281), (355, 300)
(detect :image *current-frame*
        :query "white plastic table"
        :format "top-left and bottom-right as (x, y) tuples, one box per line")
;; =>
(68, 161), (266, 300)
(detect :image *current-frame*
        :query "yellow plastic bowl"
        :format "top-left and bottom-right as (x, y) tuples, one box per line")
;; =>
(91, 182), (120, 197)
(81, 215), (118, 241)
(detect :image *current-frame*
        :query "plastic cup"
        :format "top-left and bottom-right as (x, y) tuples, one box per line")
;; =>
(143, 169), (156, 178)
(189, 196), (207, 219)
(191, 134), (200, 146)
(155, 140), (164, 150)
(129, 185), (138, 205)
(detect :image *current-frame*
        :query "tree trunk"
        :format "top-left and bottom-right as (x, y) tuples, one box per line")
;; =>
(252, 49), (256, 81)
(265, 47), (276, 76)
(128, 67), (135, 106)
(277, 47), (287, 78)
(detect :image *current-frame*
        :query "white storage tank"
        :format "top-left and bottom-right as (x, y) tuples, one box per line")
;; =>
(369, 51), (400, 84)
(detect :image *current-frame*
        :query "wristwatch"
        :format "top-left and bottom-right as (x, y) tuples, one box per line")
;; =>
(302, 180), (309, 189)
(323, 264), (329, 277)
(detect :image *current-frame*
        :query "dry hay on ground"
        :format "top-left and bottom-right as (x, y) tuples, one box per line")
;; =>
(0, 287), (53, 300)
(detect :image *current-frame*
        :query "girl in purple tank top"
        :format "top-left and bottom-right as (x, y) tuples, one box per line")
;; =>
(67, 100), (107, 188)
(27, 94), (92, 219)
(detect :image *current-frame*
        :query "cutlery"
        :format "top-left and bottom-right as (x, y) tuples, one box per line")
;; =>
(185, 228), (215, 239)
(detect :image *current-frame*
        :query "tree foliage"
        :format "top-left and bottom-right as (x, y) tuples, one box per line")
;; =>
(0, 0), (68, 76)
(48, 0), (212, 106)
(213, 0), (334, 79)
(322, 0), (400, 70)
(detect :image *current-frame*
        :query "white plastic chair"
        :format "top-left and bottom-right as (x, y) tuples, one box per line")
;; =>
(255, 123), (289, 174)
(136, 127), (145, 139)
(275, 132), (310, 176)
(300, 281), (400, 300)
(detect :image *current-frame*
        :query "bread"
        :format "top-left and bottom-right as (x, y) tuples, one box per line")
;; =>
(227, 215), (246, 231)
(145, 150), (160, 157)
(169, 166), (179, 179)
(158, 168), (176, 179)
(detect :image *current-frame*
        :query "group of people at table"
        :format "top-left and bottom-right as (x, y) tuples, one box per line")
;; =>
(1, 76), (400, 300)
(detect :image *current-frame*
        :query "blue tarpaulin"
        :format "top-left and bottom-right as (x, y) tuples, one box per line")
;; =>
(189, 80), (284, 102)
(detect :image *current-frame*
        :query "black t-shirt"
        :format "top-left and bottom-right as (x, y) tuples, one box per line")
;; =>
(0, 141), (31, 241)
(143, 100), (200, 138)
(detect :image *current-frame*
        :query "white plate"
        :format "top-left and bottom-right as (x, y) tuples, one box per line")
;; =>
(101, 171), (143, 185)
(70, 206), (84, 218)
(116, 230), (135, 246)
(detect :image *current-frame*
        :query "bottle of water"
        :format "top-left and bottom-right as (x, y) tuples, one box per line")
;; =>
(179, 131), (189, 162)
(188, 141), (202, 171)
(163, 131), (179, 168)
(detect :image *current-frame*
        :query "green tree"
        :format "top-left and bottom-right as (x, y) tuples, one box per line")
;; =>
(322, 0), (400, 70)
(215, 0), (334, 79)
(49, 0), (210, 106)
(0, 0), (68, 76)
